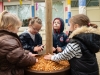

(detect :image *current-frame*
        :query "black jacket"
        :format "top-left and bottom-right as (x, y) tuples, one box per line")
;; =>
(53, 18), (68, 52)
(53, 32), (68, 51)
(68, 26), (100, 75)
(19, 31), (42, 53)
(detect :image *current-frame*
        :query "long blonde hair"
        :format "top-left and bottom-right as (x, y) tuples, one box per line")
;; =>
(0, 10), (22, 30)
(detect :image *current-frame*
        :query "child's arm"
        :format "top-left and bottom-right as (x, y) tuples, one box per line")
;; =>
(3, 38), (37, 67)
(19, 34), (36, 53)
(51, 43), (82, 61)
(44, 42), (82, 62)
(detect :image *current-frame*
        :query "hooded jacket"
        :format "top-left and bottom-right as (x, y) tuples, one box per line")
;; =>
(69, 26), (100, 75)
(19, 30), (42, 53)
(0, 30), (36, 75)
(53, 18), (68, 52)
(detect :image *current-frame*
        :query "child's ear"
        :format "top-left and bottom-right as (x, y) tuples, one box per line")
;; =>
(74, 24), (79, 30)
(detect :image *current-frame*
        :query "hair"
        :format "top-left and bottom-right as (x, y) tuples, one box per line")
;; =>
(0, 10), (22, 30)
(69, 14), (98, 28)
(28, 17), (42, 26)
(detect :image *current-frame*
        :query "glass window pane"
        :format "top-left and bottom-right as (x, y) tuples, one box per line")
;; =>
(18, 4), (31, 26)
(18, 4), (31, 21)
(35, 1), (64, 26)
(53, 1), (64, 19)
(35, 3), (45, 26)
(6, 5), (18, 16)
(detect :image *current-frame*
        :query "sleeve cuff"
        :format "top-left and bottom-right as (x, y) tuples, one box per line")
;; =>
(51, 56), (54, 61)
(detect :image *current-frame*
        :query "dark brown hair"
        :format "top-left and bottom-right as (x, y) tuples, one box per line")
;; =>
(69, 14), (98, 28)
(28, 17), (42, 26)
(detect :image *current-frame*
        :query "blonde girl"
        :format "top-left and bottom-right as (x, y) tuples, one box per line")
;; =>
(0, 10), (37, 75)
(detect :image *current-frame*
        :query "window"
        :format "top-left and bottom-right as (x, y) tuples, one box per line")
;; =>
(71, 0), (99, 7)
(5, 4), (31, 27)
(35, 1), (64, 26)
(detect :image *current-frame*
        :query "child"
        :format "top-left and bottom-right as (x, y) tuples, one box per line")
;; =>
(0, 11), (37, 75)
(53, 18), (68, 53)
(44, 14), (100, 75)
(19, 17), (44, 54)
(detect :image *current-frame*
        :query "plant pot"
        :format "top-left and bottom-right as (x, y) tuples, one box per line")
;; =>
(25, 66), (70, 75)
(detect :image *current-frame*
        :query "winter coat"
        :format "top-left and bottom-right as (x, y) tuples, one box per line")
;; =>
(69, 26), (100, 75)
(53, 18), (68, 53)
(0, 30), (36, 75)
(19, 31), (42, 53)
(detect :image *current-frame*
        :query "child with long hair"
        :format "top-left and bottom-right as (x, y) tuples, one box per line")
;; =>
(0, 10), (37, 75)
(44, 14), (100, 75)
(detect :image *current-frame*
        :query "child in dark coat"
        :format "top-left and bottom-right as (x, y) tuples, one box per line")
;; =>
(53, 18), (68, 53)
(19, 17), (44, 54)
(44, 14), (100, 75)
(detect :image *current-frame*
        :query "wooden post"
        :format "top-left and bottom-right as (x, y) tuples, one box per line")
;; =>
(45, 0), (53, 54)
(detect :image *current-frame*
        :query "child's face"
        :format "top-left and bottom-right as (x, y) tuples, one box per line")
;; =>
(30, 22), (42, 34)
(14, 26), (20, 33)
(53, 19), (60, 30)
(69, 22), (79, 32)
(8, 26), (20, 34)
(69, 22), (74, 31)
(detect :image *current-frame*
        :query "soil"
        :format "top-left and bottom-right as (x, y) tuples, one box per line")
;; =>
(29, 55), (70, 72)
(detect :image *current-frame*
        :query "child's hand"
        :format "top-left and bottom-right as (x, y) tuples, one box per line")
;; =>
(34, 46), (41, 52)
(53, 47), (56, 52)
(29, 52), (38, 57)
(36, 59), (38, 62)
(44, 54), (53, 60)
(40, 44), (45, 51)
(56, 46), (62, 52)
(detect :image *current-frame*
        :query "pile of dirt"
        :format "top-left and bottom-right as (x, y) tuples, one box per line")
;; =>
(29, 55), (70, 72)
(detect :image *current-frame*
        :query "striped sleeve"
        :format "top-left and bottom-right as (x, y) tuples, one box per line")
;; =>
(51, 42), (82, 62)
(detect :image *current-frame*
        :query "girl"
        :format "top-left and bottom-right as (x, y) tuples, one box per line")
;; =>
(0, 11), (37, 75)
(53, 18), (68, 53)
(19, 17), (44, 54)
(44, 14), (100, 75)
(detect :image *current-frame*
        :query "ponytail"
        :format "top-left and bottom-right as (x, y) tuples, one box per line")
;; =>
(0, 10), (8, 28)
(88, 23), (98, 28)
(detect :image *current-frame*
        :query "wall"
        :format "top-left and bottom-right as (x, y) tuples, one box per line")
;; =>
(68, 6), (100, 27)
(18, 6), (100, 45)
(0, 2), (3, 13)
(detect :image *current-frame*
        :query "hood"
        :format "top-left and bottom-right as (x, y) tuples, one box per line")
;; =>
(53, 18), (64, 33)
(69, 26), (100, 53)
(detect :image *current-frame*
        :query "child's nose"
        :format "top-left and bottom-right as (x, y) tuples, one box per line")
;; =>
(55, 23), (57, 25)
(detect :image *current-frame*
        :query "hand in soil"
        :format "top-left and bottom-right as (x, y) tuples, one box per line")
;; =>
(30, 55), (70, 71)
(44, 54), (53, 60)
(29, 52), (39, 57)
(36, 59), (38, 62)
